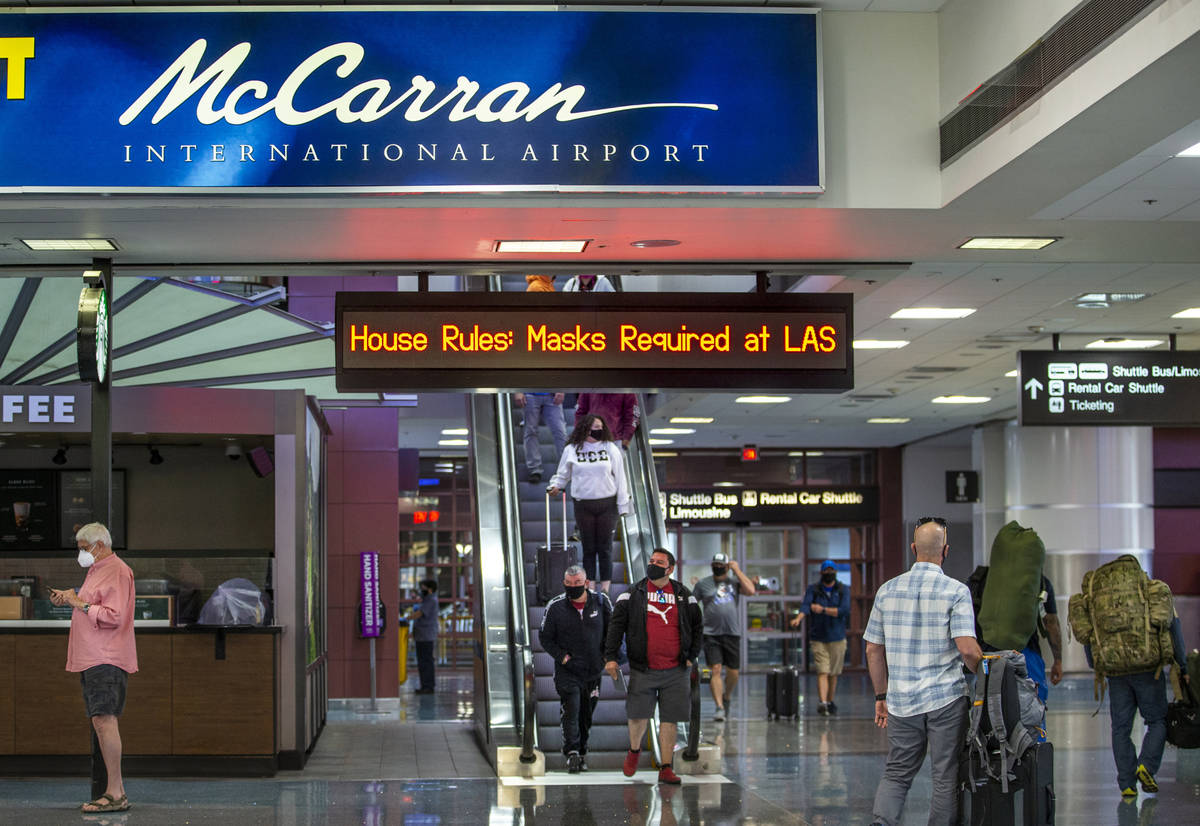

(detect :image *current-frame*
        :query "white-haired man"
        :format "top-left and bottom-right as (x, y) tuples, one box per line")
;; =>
(49, 523), (137, 814)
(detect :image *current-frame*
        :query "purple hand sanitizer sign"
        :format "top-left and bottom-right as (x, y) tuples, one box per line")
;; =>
(360, 551), (382, 638)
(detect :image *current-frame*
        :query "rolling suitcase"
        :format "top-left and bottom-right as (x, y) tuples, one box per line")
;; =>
(766, 667), (800, 719)
(960, 740), (1055, 825)
(535, 491), (579, 605)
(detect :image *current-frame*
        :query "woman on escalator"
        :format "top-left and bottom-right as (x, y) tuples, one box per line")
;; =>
(547, 413), (631, 594)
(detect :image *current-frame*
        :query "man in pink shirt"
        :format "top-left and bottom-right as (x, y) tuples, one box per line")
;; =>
(49, 522), (137, 814)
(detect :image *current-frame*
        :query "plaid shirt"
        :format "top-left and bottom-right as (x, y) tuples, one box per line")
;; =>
(863, 562), (976, 717)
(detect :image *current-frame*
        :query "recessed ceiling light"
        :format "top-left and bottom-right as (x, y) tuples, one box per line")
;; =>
(932, 395), (992, 404)
(958, 237), (1059, 250)
(1172, 308), (1200, 318)
(441, 428), (469, 436)
(648, 438), (674, 445)
(1073, 291), (1148, 309)
(21, 238), (118, 251)
(652, 451), (679, 457)
(493, 239), (590, 253)
(1005, 369), (1018, 377)
(891, 308), (977, 319)
(868, 417), (912, 424)
(713, 482), (744, 488)
(1176, 140), (1200, 157)
(670, 417), (714, 424)
(651, 428), (696, 435)
(735, 395), (791, 404)
(787, 450), (825, 456)
(853, 339), (910, 349)
(438, 439), (470, 446)
(630, 239), (681, 248)
(1085, 338), (1163, 349)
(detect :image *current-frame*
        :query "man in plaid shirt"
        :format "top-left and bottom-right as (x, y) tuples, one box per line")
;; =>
(864, 518), (983, 826)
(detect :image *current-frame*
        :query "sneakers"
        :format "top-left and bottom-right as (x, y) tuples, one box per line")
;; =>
(1121, 787), (1138, 799)
(1136, 764), (1158, 793)
(622, 748), (641, 777)
(578, 756), (589, 772)
(567, 751), (581, 774)
(528, 469), (543, 483)
(827, 702), (838, 716)
(713, 707), (725, 723)
(658, 764), (682, 785)
(817, 703), (830, 716)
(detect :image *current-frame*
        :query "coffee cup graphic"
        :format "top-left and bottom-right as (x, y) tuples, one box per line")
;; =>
(13, 502), (31, 529)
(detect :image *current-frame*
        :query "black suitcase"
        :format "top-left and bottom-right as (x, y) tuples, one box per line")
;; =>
(536, 491), (579, 605)
(766, 667), (800, 719)
(960, 740), (1055, 825)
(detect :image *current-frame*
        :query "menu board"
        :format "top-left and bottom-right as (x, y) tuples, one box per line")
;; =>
(59, 470), (126, 549)
(0, 471), (58, 550)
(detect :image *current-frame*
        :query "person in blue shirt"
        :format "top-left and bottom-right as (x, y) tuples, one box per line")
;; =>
(790, 560), (852, 715)
(410, 579), (440, 694)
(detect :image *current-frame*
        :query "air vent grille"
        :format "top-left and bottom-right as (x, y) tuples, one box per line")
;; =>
(941, 0), (1164, 165)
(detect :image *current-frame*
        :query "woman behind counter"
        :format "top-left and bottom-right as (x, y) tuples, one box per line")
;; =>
(547, 414), (631, 594)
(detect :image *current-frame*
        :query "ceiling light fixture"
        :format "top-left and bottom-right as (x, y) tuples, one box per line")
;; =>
(1085, 338), (1163, 349)
(1176, 140), (1200, 157)
(669, 417), (714, 424)
(891, 308), (977, 320)
(441, 428), (469, 436)
(713, 482), (744, 488)
(652, 451), (679, 457)
(630, 239), (681, 248)
(958, 237), (1059, 250)
(932, 395), (992, 404)
(21, 238), (119, 251)
(438, 439), (470, 446)
(735, 395), (791, 404)
(787, 450), (825, 457)
(868, 417), (911, 424)
(493, 239), (590, 253)
(1171, 308), (1200, 318)
(1005, 369), (1018, 377)
(650, 428), (696, 435)
(852, 339), (910, 349)
(1073, 292), (1148, 309)
(648, 438), (674, 445)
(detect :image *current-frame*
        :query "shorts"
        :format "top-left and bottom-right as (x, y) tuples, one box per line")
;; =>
(810, 640), (847, 676)
(80, 664), (128, 717)
(703, 634), (741, 670)
(626, 667), (690, 723)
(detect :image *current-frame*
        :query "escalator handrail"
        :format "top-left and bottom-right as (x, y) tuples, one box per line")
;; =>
(519, 649), (538, 763)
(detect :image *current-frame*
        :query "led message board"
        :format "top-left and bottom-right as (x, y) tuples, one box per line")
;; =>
(1018, 350), (1200, 426)
(0, 9), (821, 192)
(335, 293), (852, 392)
(662, 487), (878, 524)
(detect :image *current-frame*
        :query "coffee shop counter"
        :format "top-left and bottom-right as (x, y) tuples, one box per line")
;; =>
(0, 623), (284, 776)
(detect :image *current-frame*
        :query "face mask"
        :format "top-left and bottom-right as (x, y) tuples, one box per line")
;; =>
(588, 429), (603, 439)
(646, 564), (667, 581)
(821, 573), (836, 585)
(565, 584), (586, 600)
(712, 565), (728, 577)
(77, 548), (96, 568)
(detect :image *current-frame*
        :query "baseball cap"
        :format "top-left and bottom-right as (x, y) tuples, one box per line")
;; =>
(820, 559), (837, 571)
(712, 552), (729, 563)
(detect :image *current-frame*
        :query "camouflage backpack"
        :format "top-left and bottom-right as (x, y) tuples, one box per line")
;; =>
(1068, 554), (1175, 695)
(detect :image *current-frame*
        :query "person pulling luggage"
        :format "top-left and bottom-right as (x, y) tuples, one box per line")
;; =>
(539, 565), (613, 774)
(790, 559), (851, 716)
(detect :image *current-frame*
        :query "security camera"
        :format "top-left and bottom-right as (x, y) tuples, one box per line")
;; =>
(225, 443), (243, 461)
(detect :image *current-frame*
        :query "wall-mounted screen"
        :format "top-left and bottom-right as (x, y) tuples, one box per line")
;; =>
(59, 470), (127, 549)
(0, 471), (58, 550)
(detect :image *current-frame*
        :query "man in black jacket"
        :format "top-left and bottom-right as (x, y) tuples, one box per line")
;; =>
(604, 548), (703, 785)
(539, 565), (613, 773)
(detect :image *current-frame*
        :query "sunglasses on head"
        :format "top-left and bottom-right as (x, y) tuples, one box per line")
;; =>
(917, 516), (948, 528)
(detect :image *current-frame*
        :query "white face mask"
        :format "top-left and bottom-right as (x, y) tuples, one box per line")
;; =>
(77, 546), (96, 568)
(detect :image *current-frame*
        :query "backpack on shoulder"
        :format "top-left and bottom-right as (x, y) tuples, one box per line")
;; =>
(1067, 554), (1175, 698)
(978, 522), (1046, 651)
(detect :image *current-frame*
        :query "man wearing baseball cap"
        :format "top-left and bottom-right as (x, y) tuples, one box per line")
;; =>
(692, 551), (756, 722)
(791, 560), (852, 716)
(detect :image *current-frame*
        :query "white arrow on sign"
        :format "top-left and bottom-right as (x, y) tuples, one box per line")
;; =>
(1024, 378), (1044, 399)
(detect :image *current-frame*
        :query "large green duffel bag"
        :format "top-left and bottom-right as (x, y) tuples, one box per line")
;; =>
(978, 521), (1045, 650)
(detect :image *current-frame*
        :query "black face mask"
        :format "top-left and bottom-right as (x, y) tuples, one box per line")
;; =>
(646, 564), (668, 580)
(590, 429), (603, 437)
(712, 565), (728, 577)
(565, 584), (586, 600)
(821, 573), (836, 585)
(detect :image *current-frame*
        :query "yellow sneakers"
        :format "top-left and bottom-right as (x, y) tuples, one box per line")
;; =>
(1136, 764), (1158, 793)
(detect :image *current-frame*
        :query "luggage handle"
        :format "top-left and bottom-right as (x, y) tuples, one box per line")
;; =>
(545, 488), (568, 550)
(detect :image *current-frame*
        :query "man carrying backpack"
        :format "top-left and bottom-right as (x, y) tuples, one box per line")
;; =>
(1069, 554), (1189, 799)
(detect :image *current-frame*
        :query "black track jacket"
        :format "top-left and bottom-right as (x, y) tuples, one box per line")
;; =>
(539, 589), (613, 682)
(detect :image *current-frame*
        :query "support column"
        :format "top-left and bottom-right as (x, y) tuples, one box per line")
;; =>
(971, 421), (1008, 569)
(1004, 423), (1154, 672)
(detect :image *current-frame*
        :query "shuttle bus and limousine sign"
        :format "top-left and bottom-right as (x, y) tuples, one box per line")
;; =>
(662, 487), (879, 524)
(334, 292), (853, 392)
(0, 8), (822, 192)
(1018, 350), (1200, 426)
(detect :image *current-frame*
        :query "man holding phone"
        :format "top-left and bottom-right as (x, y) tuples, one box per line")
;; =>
(49, 522), (137, 814)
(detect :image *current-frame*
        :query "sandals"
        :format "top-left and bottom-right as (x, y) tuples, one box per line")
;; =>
(80, 793), (131, 813)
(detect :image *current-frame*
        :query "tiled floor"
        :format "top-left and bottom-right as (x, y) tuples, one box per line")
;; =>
(2, 672), (1198, 824)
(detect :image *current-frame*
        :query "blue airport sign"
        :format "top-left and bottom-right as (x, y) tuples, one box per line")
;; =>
(0, 9), (822, 192)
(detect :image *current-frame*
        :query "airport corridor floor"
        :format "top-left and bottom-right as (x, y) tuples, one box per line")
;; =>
(2, 674), (1198, 824)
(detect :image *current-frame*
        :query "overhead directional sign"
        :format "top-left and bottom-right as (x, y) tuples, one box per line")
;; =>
(1019, 350), (1200, 426)
(336, 292), (853, 392)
